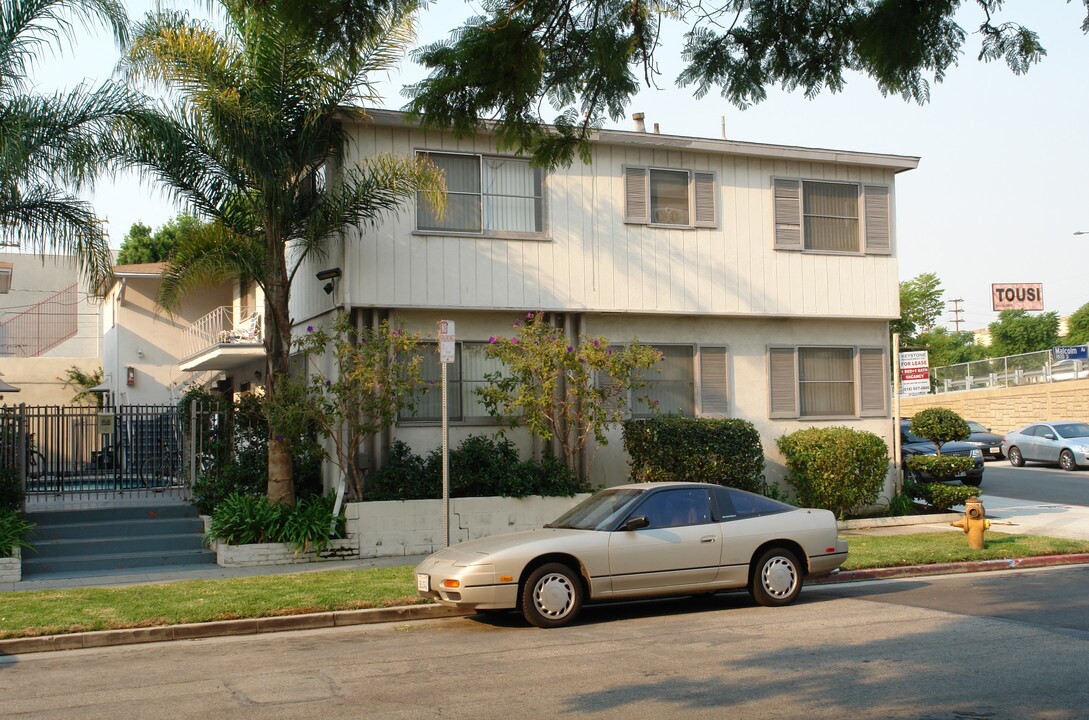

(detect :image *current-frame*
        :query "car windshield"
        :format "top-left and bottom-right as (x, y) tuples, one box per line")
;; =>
(901, 428), (932, 444)
(1054, 423), (1089, 439)
(545, 489), (644, 531)
(966, 421), (988, 433)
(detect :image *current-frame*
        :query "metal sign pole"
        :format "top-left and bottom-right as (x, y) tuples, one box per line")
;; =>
(441, 359), (449, 548)
(892, 333), (902, 494)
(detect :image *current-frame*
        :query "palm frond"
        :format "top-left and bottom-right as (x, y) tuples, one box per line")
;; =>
(157, 220), (266, 311)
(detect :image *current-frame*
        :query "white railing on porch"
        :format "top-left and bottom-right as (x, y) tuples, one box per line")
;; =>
(182, 306), (263, 359)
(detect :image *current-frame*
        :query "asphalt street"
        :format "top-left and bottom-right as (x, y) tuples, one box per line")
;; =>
(3, 564), (1088, 720)
(980, 461), (1089, 506)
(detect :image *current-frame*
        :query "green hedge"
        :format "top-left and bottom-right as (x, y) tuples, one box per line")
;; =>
(622, 417), (765, 493)
(904, 480), (978, 511)
(905, 455), (975, 479)
(776, 426), (889, 520)
(366, 435), (586, 501)
(910, 407), (969, 451)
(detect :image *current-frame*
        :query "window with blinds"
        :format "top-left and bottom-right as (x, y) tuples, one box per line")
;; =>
(399, 342), (508, 423)
(416, 152), (544, 237)
(768, 345), (888, 419)
(773, 178), (892, 255)
(625, 167), (717, 228)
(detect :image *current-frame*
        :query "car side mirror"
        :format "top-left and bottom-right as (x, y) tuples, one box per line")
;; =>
(621, 515), (650, 531)
(1044, 433), (1056, 440)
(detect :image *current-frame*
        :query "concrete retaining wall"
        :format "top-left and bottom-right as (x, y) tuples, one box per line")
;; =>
(346, 494), (591, 558)
(0, 548), (19, 583)
(900, 378), (1089, 434)
(216, 538), (358, 567)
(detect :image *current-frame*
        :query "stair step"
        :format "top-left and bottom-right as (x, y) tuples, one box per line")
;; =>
(21, 548), (217, 575)
(31, 517), (205, 542)
(27, 504), (201, 526)
(30, 533), (208, 558)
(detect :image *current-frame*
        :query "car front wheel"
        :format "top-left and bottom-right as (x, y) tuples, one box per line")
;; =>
(1008, 447), (1024, 467)
(750, 547), (803, 607)
(521, 563), (582, 628)
(1060, 450), (1078, 472)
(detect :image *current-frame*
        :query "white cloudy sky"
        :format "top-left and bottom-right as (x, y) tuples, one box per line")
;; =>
(32, 0), (1089, 329)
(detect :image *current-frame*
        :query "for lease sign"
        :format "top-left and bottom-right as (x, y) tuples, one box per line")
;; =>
(899, 350), (930, 396)
(992, 283), (1044, 311)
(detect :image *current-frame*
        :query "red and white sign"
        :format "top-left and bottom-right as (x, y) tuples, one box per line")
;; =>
(438, 320), (456, 364)
(992, 283), (1044, 311)
(899, 350), (930, 397)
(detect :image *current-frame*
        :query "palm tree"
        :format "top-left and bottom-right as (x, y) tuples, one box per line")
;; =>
(0, 0), (131, 288)
(116, 1), (444, 505)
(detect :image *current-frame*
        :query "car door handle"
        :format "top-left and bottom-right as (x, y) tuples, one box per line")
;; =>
(700, 536), (716, 543)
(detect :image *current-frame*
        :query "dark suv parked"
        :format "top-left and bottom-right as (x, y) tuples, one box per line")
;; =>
(899, 419), (984, 487)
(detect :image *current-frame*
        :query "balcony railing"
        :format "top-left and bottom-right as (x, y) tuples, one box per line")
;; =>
(0, 284), (78, 357)
(181, 306), (263, 360)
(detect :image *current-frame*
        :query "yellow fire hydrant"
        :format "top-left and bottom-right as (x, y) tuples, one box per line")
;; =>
(951, 496), (990, 549)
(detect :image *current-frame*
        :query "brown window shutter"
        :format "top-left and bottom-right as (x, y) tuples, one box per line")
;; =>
(768, 347), (798, 418)
(699, 346), (729, 416)
(859, 347), (888, 416)
(863, 185), (892, 255)
(693, 172), (717, 227)
(624, 167), (648, 224)
(773, 179), (802, 250)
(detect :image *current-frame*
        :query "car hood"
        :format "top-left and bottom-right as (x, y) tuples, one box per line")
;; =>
(967, 432), (1003, 444)
(422, 527), (594, 565)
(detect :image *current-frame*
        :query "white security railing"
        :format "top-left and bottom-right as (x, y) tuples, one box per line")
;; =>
(932, 349), (1088, 394)
(181, 306), (263, 359)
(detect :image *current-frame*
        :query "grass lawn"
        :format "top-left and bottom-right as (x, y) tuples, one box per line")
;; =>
(1, 532), (1087, 640)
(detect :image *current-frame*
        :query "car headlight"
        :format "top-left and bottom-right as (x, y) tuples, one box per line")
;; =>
(1072, 445), (1089, 454)
(970, 449), (983, 459)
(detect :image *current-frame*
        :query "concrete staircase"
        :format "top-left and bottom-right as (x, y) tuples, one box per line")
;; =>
(23, 503), (216, 577)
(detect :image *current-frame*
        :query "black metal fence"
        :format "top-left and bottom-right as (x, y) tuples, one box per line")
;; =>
(0, 404), (190, 505)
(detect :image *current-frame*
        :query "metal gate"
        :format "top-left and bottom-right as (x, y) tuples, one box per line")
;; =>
(0, 404), (191, 506)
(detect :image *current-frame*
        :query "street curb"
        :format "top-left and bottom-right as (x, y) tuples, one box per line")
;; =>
(838, 512), (962, 530)
(4, 554), (1089, 655)
(0, 603), (470, 656)
(811, 553), (1089, 585)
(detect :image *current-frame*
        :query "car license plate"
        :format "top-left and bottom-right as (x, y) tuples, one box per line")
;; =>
(955, 472), (966, 478)
(989, 448), (1000, 454)
(416, 574), (430, 592)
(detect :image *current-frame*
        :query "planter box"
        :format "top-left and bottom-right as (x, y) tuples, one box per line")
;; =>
(347, 494), (591, 559)
(215, 538), (358, 568)
(0, 547), (21, 583)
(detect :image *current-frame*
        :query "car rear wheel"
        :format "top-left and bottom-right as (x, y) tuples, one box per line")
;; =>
(521, 563), (582, 628)
(1060, 450), (1077, 471)
(750, 547), (803, 607)
(1008, 447), (1024, 467)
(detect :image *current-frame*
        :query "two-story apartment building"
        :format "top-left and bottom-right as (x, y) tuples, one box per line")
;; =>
(289, 109), (918, 490)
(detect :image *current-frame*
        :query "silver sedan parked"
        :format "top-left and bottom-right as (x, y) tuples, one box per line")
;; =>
(1003, 421), (1089, 471)
(415, 482), (847, 628)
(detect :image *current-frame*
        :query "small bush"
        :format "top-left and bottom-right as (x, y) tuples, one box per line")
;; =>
(905, 455), (976, 479)
(0, 468), (23, 512)
(206, 493), (343, 553)
(366, 436), (585, 500)
(623, 417), (765, 493)
(0, 509), (34, 557)
(904, 480), (978, 511)
(910, 408), (969, 453)
(777, 426), (889, 520)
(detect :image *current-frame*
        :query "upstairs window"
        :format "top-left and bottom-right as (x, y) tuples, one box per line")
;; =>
(416, 152), (544, 237)
(625, 167), (716, 228)
(773, 179), (891, 255)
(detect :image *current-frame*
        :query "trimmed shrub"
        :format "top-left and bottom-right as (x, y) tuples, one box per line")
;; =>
(0, 467), (23, 512)
(206, 493), (343, 553)
(366, 436), (585, 500)
(622, 417), (765, 493)
(904, 480), (978, 512)
(777, 426), (889, 519)
(905, 454), (975, 479)
(910, 407), (969, 454)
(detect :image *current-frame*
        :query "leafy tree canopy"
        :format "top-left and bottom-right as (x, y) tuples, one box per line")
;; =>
(988, 309), (1060, 357)
(893, 272), (945, 341)
(116, 214), (205, 265)
(400, 0), (1084, 165)
(1064, 301), (1089, 346)
(915, 327), (985, 368)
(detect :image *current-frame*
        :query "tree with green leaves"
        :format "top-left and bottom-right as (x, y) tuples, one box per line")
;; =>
(988, 310), (1060, 357)
(115, 1), (445, 505)
(58, 364), (103, 407)
(914, 327), (985, 369)
(477, 312), (662, 479)
(893, 272), (945, 342)
(0, 0), (134, 288)
(116, 214), (206, 265)
(272, 313), (425, 501)
(1064, 302), (1089, 346)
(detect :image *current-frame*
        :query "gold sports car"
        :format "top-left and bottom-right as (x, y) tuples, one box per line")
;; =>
(415, 482), (848, 628)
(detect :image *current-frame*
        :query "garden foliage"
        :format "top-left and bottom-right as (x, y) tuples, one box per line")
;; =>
(622, 417), (765, 493)
(206, 494), (344, 553)
(367, 435), (585, 501)
(777, 426), (889, 520)
(904, 481), (978, 512)
(909, 407), (969, 455)
(0, 509), (34, 557)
